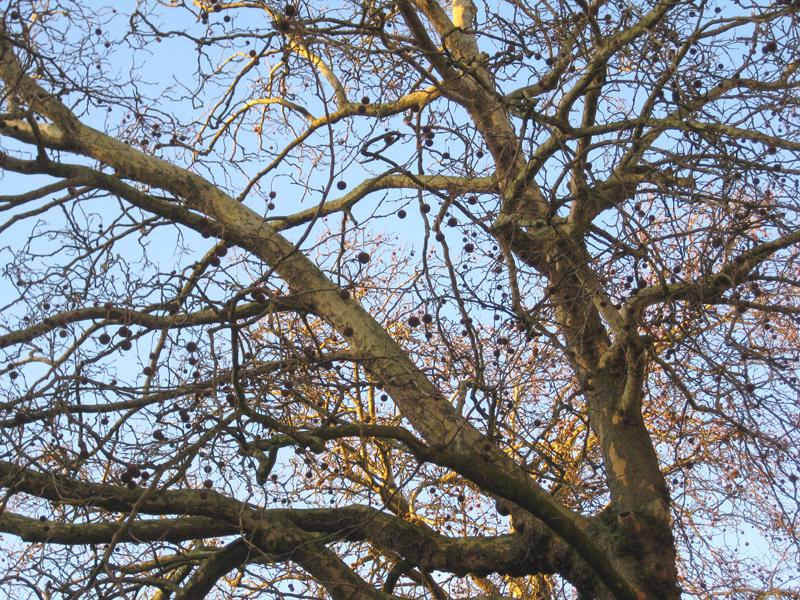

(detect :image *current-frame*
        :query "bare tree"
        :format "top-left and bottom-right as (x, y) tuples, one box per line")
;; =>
(0, 0), (798, 598)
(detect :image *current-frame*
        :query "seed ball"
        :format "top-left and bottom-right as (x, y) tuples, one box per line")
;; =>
(342, 326), (354, 337)
(361, 96), (370, 105)
(422, 313), (433, 324)
(249, 49), (256, 57)
(118, 326), (132, 338)
(408, 316), (421, 328)
(464, 243), (475, 253)
(98, 333), (111, 345)
(420, 203), (431, 213)
(42, 302), (50, 310)
(186, 341), (198, 353)
(153, 430), (165, 441)
(468, 196), (478, 205)
(336, 180), (347, 190)
(203, 479), (213, 488)
(142, 366), (153, 376)
(209, 256), (221, 267)
(339, 289), (350, 300)
(447, 217), (458, 227)
(215, 245), (228, 257)
(435, 232), (445, 242)
(397, 209), (407, 219)
(120, 340), (133, 351)
(58, 329), (68, 338)
(357, 251), (370, 264)
(284, 3), (297, 16)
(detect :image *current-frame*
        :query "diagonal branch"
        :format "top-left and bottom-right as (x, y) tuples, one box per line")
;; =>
(623, 229), (800, 320)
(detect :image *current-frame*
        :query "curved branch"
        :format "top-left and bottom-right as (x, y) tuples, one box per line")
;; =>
(271, 173), (497, 231)
(0, 459), (564, 579)
(0, 299), (307, 349)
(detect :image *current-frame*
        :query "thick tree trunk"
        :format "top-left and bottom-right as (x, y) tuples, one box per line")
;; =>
(589, 366), (680, 599)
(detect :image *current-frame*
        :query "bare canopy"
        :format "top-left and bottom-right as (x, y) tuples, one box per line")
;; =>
(0, 1), (798, 598)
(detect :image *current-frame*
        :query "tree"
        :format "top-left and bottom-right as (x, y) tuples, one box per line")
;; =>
(0, 0), (798, 597)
